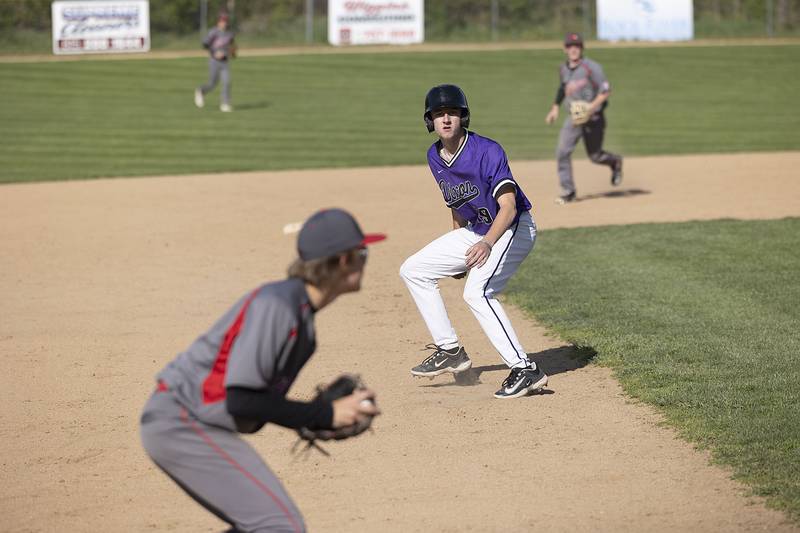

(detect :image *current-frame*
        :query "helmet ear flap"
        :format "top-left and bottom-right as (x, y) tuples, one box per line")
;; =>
(424, 113), (434, 132)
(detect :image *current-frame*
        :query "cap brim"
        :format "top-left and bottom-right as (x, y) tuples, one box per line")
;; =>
(361, 233), (387, 245)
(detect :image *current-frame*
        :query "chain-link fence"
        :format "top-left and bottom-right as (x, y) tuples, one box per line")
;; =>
(1, 0), (798, 54)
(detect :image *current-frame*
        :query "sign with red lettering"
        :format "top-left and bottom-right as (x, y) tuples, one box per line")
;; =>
(328, 1), (424, 46)
(52, 1), (150, 55)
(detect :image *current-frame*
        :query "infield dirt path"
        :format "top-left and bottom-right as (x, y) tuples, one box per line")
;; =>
(2, 37), (798, 63)
(1, 152), (798, 532)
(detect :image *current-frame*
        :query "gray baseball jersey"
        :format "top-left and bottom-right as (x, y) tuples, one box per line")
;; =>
(156, 278), (316, 432)
(203, 27), (235, 60)
(554, 56), (623, 197)
(559, 57), (611, 108)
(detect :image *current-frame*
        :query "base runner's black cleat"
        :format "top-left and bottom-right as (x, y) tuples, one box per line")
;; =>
(493, 366), (548, 399)
(611, 157), (623, 186)
(411, 344), (472, 378)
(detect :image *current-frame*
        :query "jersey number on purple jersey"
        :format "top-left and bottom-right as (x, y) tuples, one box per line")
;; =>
(477, 208), (493, 224)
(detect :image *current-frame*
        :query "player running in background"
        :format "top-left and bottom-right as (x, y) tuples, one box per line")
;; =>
(545, 32), (623, 204)
(195, 12), (236, 112)
(399, 84), (548, 400)
(141, 209), (384, 532)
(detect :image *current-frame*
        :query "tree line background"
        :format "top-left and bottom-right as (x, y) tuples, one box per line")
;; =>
(1, 0), (798, 52)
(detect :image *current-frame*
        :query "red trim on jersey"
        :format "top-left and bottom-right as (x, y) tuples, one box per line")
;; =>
(288, 327), (298, 339)
(156, 380), (169, 392)
(580, 62), (598, 92)
(201, 288), (260, 404)
(180, 408), (303, 533)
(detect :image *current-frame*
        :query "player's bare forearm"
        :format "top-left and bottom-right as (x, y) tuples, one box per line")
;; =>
(590, 91), (610, 112)
(482, 197), (516, 247)
(545, 104), (560, 124)
(464, 193), (516, 269)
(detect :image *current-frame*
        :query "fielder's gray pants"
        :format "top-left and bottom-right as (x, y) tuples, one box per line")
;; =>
(200, 58), (231, 106)
(557, 112), (621, 196)
(140, 389), (306, 533)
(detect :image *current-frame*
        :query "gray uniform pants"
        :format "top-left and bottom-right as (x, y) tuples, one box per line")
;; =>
(557, 111), (621, 196)
(140, 389), (306, 533)
(200, 58), (231, 106)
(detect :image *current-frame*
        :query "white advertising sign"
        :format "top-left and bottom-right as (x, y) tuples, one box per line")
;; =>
(328, 0), (424, 46)
(597, 0), (693, 41)
(52, 1), (150, 55)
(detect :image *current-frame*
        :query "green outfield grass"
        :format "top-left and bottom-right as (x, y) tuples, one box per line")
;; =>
(506, 218), (800, 521)
(0, 44), (798, 183)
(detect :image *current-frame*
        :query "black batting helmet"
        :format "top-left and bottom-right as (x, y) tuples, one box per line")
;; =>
(423, 84), (470, 132)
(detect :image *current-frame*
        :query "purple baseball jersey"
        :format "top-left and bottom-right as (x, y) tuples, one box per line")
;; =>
(427, 130), (532, 236)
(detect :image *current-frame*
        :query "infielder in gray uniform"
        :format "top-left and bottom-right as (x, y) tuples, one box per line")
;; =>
(195, 12), (236, 112)
(140, 209), (385, 532)
(545, 32), (623, 204)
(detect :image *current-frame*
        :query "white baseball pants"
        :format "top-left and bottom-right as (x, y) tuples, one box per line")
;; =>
(400, 211), (536, 369)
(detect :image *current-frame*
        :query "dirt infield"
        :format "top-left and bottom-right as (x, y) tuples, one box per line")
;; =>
(1, 37), (798, 63)
(1, 152), (798, 532)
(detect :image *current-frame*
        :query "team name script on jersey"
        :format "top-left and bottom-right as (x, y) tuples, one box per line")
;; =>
(439, 179), (479, 209)
(565, 78), (588, 96)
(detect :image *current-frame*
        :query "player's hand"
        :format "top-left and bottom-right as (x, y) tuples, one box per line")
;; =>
(545, 107), (559, 125)
(331, 389), (380, 428)
(214, 50), (225, 60)
(465, 240), (492, 269)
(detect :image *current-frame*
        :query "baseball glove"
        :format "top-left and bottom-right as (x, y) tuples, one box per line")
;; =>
(293, 374), (375, 456)
(569, 100), (592, 126)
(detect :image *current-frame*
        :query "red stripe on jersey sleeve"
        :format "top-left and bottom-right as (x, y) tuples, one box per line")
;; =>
(202, 288), (260, 404)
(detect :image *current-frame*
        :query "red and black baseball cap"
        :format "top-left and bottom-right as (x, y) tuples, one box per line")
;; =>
(564, 32), (584, 47)
(297, 208), (386, 261)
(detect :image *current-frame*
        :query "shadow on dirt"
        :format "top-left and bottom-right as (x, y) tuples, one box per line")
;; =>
(418, 344), (596, 389)
(577, 188), (650, 202)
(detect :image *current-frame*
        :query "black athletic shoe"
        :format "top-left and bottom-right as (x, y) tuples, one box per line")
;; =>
(611, 157), (623, 186)
(411, 344), (472, 377)
(493, 366), (548, 399)
(555, 192), (576, 205)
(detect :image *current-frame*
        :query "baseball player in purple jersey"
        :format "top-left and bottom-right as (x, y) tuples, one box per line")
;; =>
(140, 209), (384, 532)
(195, 12), (236, 112)
(545, 32), (623, 204)
(399, 84), (548, 399)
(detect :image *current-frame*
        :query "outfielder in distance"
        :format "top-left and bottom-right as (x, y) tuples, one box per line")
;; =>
(545, 32), (623, 204)
(194, 12), (237, 113)
(399, 84), (548, 399)
(140, 209), (384, 532)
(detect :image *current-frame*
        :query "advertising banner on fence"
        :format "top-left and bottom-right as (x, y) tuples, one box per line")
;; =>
(52, 0), (150, 55)
(597, 0), (693, 41)
(328, 1), (424, 46)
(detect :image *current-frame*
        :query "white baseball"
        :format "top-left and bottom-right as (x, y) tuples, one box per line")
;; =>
(282, 222), (302, 235)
